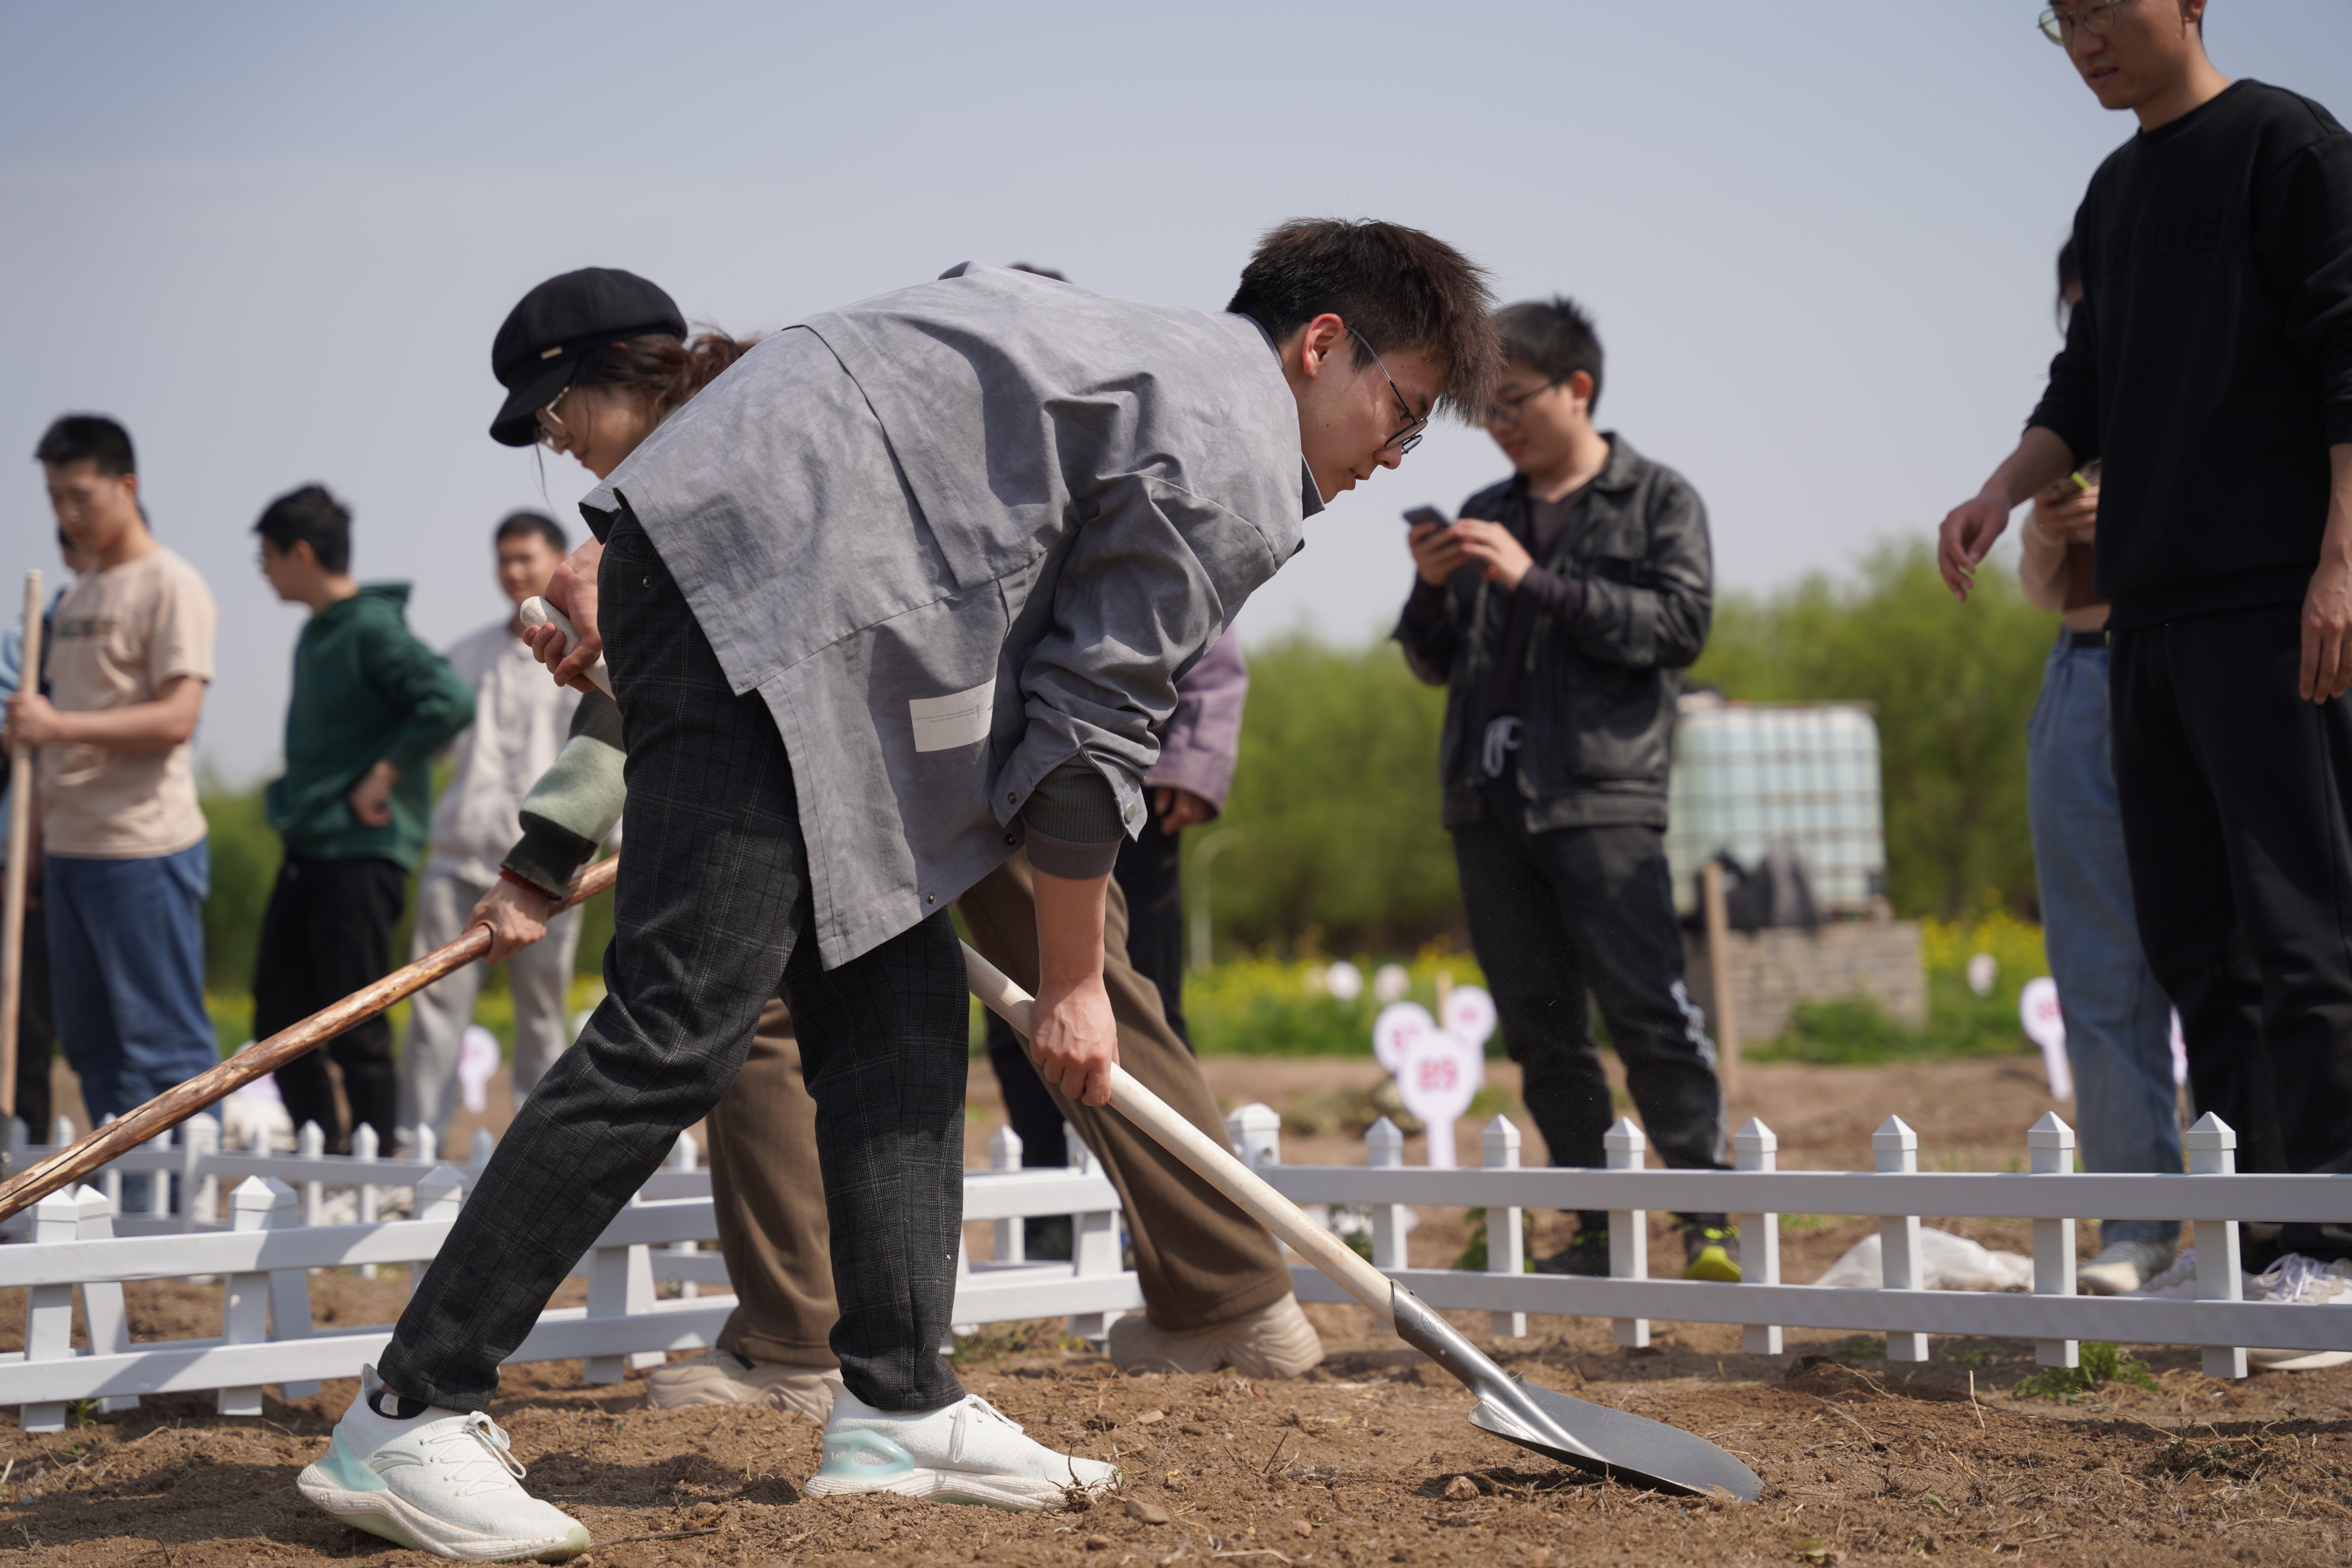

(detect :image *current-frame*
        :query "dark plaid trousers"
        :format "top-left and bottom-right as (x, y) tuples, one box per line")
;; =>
(383, 506), (971, 1414)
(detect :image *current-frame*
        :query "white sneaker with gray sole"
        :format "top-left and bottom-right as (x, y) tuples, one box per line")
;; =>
(2078, 1238), (2179, 1297)
(296, 1365), (588, 1562)
(644, 1349), (840, 1421)
(803, 1386), (1119, 1511)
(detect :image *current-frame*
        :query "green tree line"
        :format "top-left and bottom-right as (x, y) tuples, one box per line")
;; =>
(1193, 539), (2053, 958)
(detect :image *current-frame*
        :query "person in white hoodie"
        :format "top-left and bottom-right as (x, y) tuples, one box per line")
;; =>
(394, 512), (581, 1149)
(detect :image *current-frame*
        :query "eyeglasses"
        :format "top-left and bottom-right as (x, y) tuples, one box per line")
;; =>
(1349, 327), (1427, 456)
(2039, 1), (2125, 45)
(1485, 376), (1568, 427)
(534, 387), (573, 451)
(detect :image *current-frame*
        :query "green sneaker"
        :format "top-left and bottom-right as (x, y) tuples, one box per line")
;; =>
(1682, 1222), (1742, 1282)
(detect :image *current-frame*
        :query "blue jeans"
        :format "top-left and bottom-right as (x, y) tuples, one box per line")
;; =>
(44, 840), (220, 1124)
(2026, 636), (2180, 1250)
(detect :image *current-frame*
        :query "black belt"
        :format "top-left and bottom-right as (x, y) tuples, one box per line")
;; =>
(2067, 628), (2109, 650)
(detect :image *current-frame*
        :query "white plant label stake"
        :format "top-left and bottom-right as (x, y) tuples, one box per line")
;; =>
(1442, 984), (1497, 1051)
(2018, 976), (2073, 1103)
(1397, 1029), (1482, 1168)
(1372, 1001), (1436, 1076)
(458, 1025), (502, 1114)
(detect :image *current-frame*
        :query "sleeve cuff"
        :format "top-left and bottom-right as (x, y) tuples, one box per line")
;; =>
(1516, 566), (1584, 621)
(503, 814), (601, 898)
(1023, 825), (1122, 879)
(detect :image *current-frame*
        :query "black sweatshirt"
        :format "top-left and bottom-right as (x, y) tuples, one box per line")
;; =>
(2028, 80), (2352, 629)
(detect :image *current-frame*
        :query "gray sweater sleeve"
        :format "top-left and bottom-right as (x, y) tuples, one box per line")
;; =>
(1020, 759), (1124, 878)
(501, 690), (627, 896)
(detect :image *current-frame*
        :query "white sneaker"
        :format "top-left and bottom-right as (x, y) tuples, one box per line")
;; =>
(2078, 1238), (2179, 1297)
(644, 1349), (841, 1421)
(297, 1366), (590, 1562)
(804, 1385), (1119, 1511)
(1108, 1293), (1324, 1377)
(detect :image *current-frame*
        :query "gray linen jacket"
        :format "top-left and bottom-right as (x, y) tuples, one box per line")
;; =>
(583, 264), (1318, 967)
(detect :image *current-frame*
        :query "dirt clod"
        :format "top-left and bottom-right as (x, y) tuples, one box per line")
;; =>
(1125, 1497), (1171, 1525)
(1443, 1474), (1480, 1500)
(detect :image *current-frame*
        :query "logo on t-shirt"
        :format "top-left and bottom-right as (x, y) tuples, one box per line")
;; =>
(53, 616), (118, 641)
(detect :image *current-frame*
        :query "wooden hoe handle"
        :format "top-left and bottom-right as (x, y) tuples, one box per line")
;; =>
(0, 857), (619, 1221)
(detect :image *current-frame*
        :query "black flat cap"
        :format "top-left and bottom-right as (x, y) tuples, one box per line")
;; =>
(489, 268), (687, 446)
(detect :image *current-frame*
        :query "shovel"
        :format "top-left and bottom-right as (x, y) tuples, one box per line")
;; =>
(964, 943), (1762, 1501)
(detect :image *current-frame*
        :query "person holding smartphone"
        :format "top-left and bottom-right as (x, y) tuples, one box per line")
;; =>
(1394, 296), (1731, 1282)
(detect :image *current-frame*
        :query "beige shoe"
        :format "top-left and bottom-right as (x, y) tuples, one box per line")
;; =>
(644, 1349), (842, 1421)
(1108, 1294), (1324, 1378)
(2248, 1347), (2352, 1372)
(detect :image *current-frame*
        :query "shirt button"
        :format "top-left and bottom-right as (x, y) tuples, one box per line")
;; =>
(1005, 833), (1017, 845)
(1007, 792), (1017, 804)
(926, 893), (936, 903)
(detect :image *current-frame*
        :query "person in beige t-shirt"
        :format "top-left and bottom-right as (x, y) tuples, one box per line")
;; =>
(4, 416), (221, 1127)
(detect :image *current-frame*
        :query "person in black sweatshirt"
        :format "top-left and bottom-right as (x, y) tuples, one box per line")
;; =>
(1936, 2), (2352, 1244)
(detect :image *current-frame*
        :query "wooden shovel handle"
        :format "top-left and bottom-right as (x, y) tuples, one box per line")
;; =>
(0, 857), (619, 1221)
(960, 941), (1399, 1327)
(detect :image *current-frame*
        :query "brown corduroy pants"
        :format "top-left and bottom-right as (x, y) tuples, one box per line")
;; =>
(706, 849), (1292, 1367)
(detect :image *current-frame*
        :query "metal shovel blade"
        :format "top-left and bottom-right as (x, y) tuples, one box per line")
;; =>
(1390, 1287), (1763, 1501)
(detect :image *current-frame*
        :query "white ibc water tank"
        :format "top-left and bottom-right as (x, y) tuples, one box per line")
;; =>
(1664, 699), (1887, 915)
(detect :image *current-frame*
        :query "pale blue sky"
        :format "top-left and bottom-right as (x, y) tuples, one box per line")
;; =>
(5, 1), (2349, 781)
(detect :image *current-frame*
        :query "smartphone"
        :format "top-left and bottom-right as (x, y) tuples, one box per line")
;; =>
(1403, 505), (1449, 530)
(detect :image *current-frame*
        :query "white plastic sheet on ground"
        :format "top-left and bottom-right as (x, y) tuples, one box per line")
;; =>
(1811, 1227), (2035, 1291)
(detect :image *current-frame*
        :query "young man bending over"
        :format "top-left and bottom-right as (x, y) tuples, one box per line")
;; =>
(298, 220), (1497, 1559)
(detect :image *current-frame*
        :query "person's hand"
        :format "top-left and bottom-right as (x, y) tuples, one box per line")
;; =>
(524, 537), (605, 693)
(1937, 485), (2015, 601)
(1449, 517), (1537, 590)
(2300, 551), (2352, 702)
(1031, 973), (1119, 1107)
(3, 691), (71, 750)
(1154, 786), (1213, 834)
(2031, 481), (2099, 545)
(1408, 518), (1471, 586)
(469, 876), (553, 963)
(348, 760), (398, 828)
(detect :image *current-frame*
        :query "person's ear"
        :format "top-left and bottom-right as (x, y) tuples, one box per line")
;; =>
(118, 471), (139, 507)
(289, 538), (319, 573)
(1566, 370), (1596, 419)
(1294, 313), (1348, 380)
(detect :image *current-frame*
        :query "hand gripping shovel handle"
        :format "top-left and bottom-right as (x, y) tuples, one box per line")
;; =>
(963, 941), (1764, 1501)
(517, 597), (613, 698)
(0, 857), (620, 1222)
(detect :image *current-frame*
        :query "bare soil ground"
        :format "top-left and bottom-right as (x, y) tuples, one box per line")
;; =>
(4, 1056), (2345, 1566)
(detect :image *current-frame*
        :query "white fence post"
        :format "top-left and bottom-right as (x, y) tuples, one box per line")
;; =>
(665, 1132), (699, 1300)
(74, 1185), (138, 1413)
(183, 1116), (220, 1230)
(219, 1177), (278, 1416)
(1875, 1115), (1928, 1361)
(1733, 1118), (1782, 1355)
(1604, 1116), (1650, 1349)
(1482, 1116), (1525, 1339)
(2028, 1112), (2079, 1370)
(1366, 1117), (1410, 1269)
(353, 1123), (381, 1278)
(583, 1184), (659, 1384)
(989, 1125), (1025, 1263)
(297, 1120), (326, 1227)
(1227, 1103), (1281, 1169)
(2186, 1113), (2247, 1380)
(20, 1188), (82, 1432)
(261, 1176), (322, 1399)
(142, 1124), (171, 1216)
(413, 1125), (439, 1166)
(1066, 1124), (1122, 1344)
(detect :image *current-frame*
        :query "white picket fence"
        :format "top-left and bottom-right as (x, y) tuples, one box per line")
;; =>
(5, 1103), (2348, 1433)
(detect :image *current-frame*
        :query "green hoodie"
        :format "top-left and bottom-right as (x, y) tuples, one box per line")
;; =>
(265, 583), (475, 869)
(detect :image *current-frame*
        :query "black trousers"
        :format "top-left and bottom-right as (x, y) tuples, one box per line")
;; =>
(1452, 817), (1727, 1230)
(384, 510), (971, 1415)
(2112, 604), (2352, 1187)
(257, 854), (408, 1154)
(13, 900), (53, 1139)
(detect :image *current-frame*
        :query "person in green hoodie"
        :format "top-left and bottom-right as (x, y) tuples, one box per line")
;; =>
(253, 484), (474, 1152)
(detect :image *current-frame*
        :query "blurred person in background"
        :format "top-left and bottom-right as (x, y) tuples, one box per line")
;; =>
(253, 485), (474, 1154)
(2016, 238), (2183, 1296)
(7, 416), (217, 1132)
(395, 510), (582, 1151)
(1394, 297), (1733, 1282)
(1938, 0), (2352, 1263)
(0, 529), (87, 1138)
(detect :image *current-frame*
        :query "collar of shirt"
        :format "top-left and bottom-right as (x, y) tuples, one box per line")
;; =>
(1232, 312), (1324, 521)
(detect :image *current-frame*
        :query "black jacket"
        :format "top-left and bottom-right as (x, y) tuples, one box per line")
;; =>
(1394, 434), (1712, 832)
